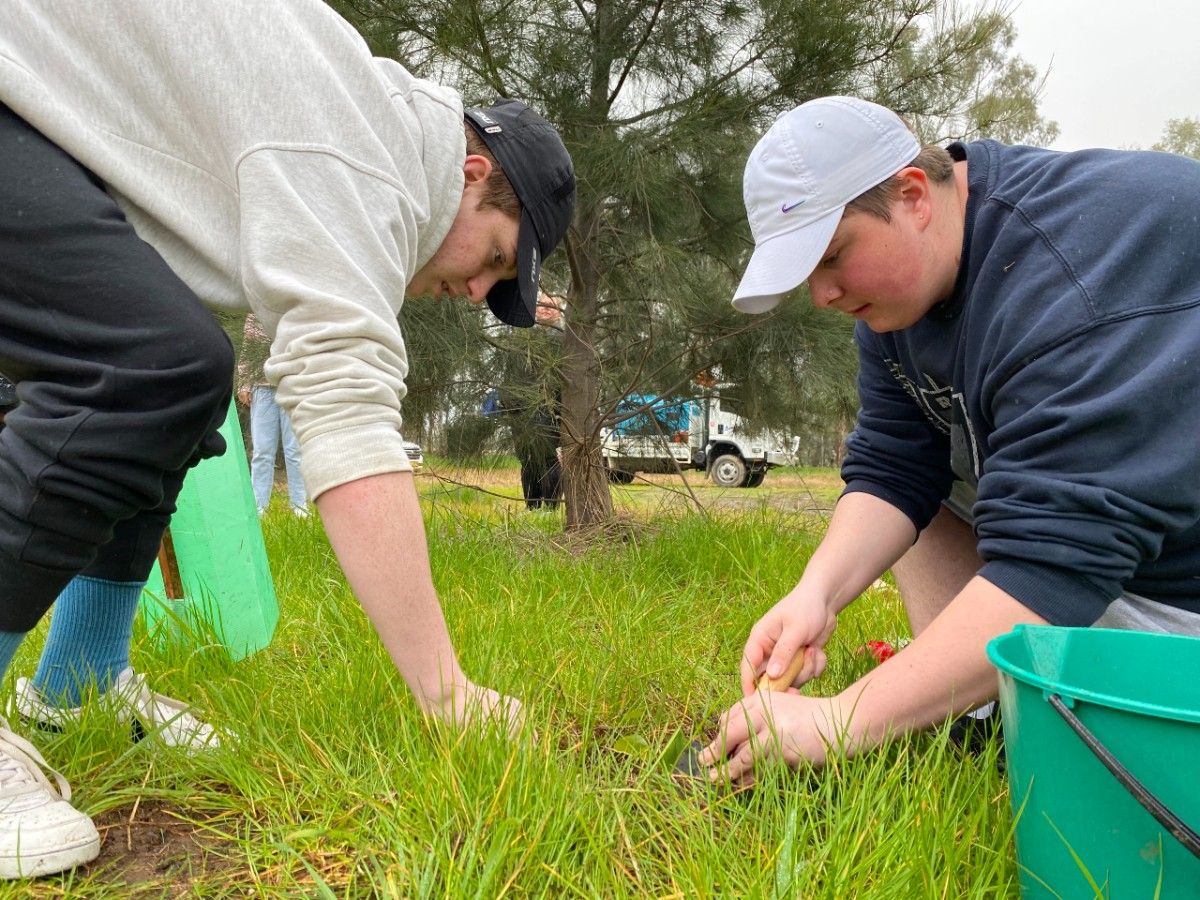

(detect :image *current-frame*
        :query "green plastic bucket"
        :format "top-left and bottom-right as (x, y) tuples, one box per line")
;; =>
(988, 625), (1200, 897)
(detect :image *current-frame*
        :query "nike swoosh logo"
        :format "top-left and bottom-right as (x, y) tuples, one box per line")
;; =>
(781, 200), (807, 213)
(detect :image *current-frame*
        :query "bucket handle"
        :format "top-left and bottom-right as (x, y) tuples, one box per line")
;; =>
(1048, 694), (1200, 859)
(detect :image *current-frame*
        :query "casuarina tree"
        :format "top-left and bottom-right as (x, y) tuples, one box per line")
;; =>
(332, 0), (1056, 529)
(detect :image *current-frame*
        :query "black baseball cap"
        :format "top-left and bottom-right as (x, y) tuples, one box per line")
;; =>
(465, 99), (576, 327)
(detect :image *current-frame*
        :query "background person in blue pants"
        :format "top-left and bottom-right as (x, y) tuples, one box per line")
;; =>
(237, 314), (308, 517)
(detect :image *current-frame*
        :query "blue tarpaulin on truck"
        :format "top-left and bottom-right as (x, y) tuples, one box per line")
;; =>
(609, 395), (697, 437)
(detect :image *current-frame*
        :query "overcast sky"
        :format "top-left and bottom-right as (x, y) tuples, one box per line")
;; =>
(1001, 0), (1200, 150)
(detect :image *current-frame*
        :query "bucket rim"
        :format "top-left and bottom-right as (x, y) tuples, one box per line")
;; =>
(987, 625), (1200, 725)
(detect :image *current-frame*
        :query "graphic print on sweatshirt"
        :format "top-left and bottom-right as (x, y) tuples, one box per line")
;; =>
(884, 361), (981, 487)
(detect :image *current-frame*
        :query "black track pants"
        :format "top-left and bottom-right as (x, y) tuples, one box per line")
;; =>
(0, 104), (233, 631)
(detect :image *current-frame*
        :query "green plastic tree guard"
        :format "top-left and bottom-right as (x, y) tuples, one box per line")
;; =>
(141, 399), (278, 660)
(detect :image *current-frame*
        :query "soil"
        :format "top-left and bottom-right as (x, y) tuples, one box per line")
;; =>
(88, 801), (238, 896)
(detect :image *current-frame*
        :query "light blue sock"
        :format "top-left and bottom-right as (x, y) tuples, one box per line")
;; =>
(0, 630), (27, 687)
(33, 575), (142, 708)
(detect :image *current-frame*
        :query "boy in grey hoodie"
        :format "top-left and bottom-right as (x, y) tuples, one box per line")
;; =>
(0, 0), (574, 877)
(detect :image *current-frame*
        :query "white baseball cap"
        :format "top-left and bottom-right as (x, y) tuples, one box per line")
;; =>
(732, 96), (921, 313)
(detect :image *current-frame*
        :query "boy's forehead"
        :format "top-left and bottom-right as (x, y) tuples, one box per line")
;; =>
(831, 208), (869, 241)
(466, 204), (518, 239)
(827, 213), (853, 245)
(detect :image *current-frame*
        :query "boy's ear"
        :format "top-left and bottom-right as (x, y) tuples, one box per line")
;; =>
(895, 166), (930, 204)
(895, 166), (933, 223)
(463, 154), (493, 187)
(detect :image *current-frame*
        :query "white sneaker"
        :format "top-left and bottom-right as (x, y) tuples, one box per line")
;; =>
(0, 718), (99, 879)
(14, 669), (220, 753)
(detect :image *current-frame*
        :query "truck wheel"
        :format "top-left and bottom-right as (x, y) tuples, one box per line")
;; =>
(744, 471), (765, 488)
(608, 468), (634, 484)
(709, 454), (746, 488)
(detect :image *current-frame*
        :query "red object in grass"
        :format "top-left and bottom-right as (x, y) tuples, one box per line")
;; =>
(859, 640), (896, 663)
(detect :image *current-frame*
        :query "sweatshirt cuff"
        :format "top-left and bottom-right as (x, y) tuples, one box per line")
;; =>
(299, 423), (413, 499)
(841, 481), (936, 532)
(979, 558), (1118, 626)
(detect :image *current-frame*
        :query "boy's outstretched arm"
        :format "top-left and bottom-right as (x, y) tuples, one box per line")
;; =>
(834, 576), (1047, 744)
(316, 470), (522, 733)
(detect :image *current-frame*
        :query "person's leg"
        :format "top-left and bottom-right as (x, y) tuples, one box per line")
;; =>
(276, 395), (307, 513)
(29, 459), (196, 708)
(892, 502), (1000, 746)
(891, 504), (982, 637)
(4, 130), (224, 743)
(532, 453), (554, 509)
(517, 453), (540, 509)
(542, 458), (562, 509)
(249, 386), (280, 514)
(531, 457), (551, 509)
(0, 103), (231, 875)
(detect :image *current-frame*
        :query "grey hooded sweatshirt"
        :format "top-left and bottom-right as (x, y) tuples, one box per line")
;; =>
(0, 0), (466, 496)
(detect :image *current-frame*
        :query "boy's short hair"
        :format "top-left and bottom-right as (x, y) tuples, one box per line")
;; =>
(464, 123), (521, 219)
(846, 146), (955, 222)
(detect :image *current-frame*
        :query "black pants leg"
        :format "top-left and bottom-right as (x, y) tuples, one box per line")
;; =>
(0, 105), (233, 631)
(519, 456), (542, 509)
(540, 459), (562, 509)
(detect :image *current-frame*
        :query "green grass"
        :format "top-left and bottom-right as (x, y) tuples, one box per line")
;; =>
(3, 469), (1018, 897)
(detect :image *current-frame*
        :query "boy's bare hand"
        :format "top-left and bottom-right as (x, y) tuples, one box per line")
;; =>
(740, 591), (836, 696)
(432, 680), (525, 739)
(699, 691), (846, 784)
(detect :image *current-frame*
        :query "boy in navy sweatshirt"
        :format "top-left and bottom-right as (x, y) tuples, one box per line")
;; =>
(701, 96), (1200, 782)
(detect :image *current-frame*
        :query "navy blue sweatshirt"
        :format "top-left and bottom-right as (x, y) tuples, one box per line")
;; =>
(842, 139), (1200, 626)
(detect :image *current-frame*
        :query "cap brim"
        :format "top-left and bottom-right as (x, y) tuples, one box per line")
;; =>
(486, 209), (540, 328)
(731, 207), (843, 313)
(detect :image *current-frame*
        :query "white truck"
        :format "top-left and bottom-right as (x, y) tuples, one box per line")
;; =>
(600, 394), (795, 488)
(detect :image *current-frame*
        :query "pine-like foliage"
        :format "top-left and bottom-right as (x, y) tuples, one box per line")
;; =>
(330, 0), (1056, 526)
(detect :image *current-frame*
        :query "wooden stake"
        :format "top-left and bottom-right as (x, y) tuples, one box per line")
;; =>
(156, 526), (185, 600)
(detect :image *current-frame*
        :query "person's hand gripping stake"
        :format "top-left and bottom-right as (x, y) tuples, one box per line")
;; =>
(672, 647), (811, 782)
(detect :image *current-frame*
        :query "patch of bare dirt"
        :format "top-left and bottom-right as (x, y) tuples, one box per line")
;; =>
(88, 801), (240, 896)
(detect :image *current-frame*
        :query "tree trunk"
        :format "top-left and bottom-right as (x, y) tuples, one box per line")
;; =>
(557, 1), (620, 531)
(559, 208), (613, 530)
